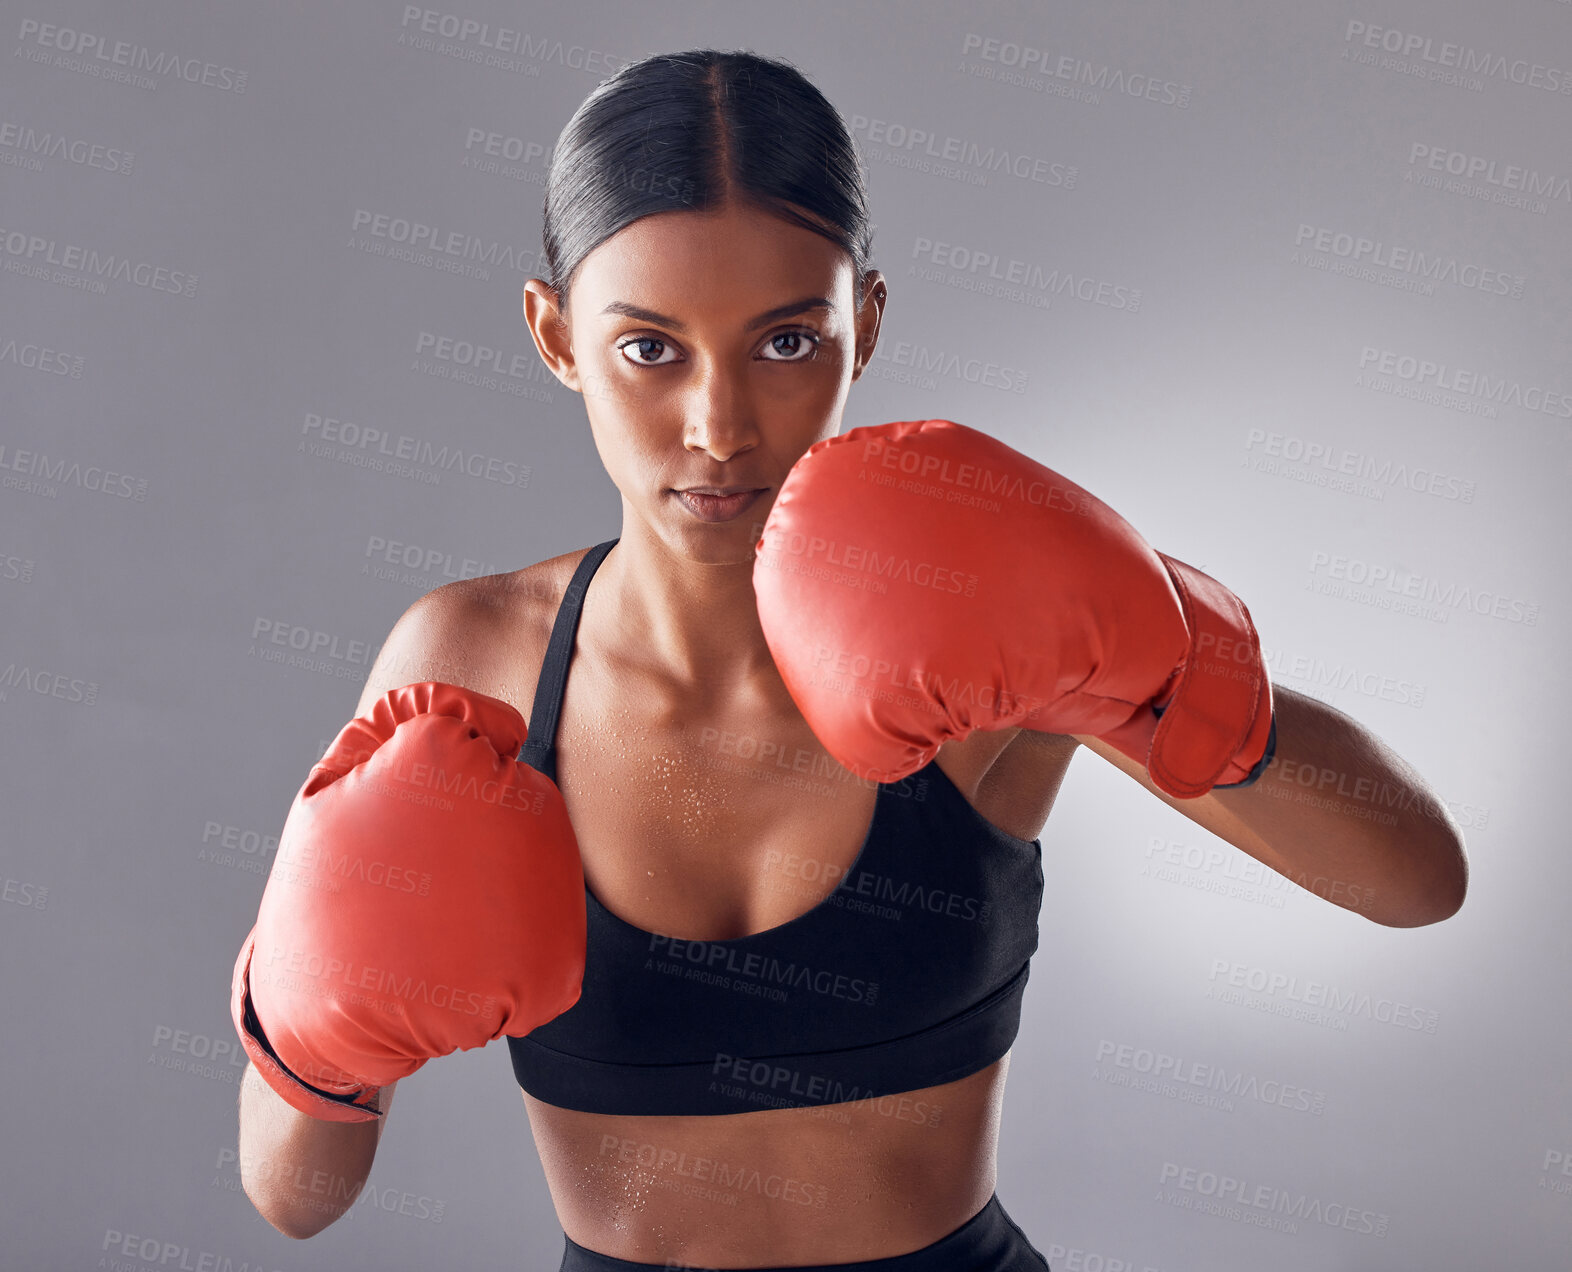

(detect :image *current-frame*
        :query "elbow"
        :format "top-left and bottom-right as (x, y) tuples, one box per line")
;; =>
(242, 1179), (334, 1241)
(1429, 866), (1468, 925)
(1425, 828), (1471, 924)
(257, 1208), (329, 1243)
(1372, 832), (1470, 928)
(267, 1217), (320, 1242)
(272, 1212), (326, 1243)
(1371, 892), (1463, 928)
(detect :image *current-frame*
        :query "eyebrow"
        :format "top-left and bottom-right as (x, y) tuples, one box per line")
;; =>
(598, 296), (833, 333)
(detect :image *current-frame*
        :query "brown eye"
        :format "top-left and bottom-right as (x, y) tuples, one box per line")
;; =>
(617, 336), (678, 366)
(761, 330), (819, 362)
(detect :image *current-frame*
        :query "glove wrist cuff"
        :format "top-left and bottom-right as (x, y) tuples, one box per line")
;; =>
(230, 928), (383, 1124)
(1109, 554), (1276, 799)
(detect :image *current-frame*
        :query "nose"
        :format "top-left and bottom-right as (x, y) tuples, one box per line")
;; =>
(683, 366), (758, 462)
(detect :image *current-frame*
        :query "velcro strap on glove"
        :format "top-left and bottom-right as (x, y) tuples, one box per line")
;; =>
(1147, 554), (1276, 799)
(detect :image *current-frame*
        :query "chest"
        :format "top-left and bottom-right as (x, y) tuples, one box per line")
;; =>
(549, 671), (902, 942)
(476, 565), (1071, 945)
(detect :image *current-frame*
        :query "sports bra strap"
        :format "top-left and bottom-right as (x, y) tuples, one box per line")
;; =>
(517, 538), (619, 783)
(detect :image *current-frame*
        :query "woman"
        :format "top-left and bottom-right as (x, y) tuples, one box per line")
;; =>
(233, 48), (1467, 1270)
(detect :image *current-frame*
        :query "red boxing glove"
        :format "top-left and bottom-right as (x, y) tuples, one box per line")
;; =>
(753, 419), (1274, 799)
(230, 682), (586, 1121)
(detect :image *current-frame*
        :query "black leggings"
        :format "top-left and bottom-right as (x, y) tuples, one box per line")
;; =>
(557, 1193), (1050, 1271)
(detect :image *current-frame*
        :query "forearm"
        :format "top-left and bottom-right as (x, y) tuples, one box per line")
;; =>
(1078, 687), (1469, 927)
(1198, 688), (1468, 926)
(237, 1062), (393, 1239)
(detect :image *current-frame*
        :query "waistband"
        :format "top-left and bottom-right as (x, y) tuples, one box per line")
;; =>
(556, 1193), (1050, 1271)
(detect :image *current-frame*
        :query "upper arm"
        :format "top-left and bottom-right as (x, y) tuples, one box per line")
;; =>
(975, 727), (1082, 843)
(352, 582), (499, 719)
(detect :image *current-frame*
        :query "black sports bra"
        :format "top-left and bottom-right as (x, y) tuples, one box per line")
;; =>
(507, 539), (1044, 1116)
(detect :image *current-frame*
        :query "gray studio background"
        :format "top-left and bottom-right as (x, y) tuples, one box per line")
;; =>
(2, 1), (1568, 1268)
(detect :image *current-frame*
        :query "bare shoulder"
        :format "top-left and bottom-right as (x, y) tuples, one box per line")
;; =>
(351, 547), (599, 721)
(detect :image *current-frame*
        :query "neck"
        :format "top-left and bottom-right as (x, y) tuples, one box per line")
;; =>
(590, 514), (784, 699)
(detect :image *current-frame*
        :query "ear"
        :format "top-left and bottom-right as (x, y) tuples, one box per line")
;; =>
(523, 279), (581, 392)
(850, 269), (888, 383)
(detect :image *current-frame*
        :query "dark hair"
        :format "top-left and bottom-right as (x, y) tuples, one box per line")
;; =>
(540, 49), (874, 322)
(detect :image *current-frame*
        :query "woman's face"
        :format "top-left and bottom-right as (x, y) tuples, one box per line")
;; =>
(524, 200), (886, 566)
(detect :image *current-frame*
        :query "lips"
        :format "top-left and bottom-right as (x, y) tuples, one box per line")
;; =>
(671, 488), (766, 523)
